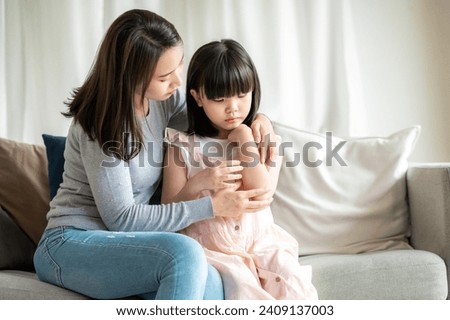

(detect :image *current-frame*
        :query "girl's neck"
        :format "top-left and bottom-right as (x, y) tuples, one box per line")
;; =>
(214, 130), (230, 140)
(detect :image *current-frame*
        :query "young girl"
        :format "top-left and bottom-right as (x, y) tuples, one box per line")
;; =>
(162, 39), (318, 300)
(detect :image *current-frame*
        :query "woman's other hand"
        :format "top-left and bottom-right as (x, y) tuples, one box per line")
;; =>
(211, 187), (273, 218)
(251, 114), (278, 165)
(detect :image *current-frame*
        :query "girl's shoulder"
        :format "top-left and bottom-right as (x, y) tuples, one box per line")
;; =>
(165, 128), (191, 146)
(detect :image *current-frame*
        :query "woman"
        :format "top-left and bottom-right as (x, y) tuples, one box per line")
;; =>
(33, 9), (276, 299)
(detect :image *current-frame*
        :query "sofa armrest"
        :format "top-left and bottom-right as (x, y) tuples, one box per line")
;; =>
(407, 163), (450, 253)
(407, 163), (450, 297)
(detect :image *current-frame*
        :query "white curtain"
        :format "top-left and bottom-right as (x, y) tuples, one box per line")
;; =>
(0, 0), (366, 144)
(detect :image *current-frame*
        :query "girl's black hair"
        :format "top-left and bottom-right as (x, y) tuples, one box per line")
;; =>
(186, 39), (261, 137)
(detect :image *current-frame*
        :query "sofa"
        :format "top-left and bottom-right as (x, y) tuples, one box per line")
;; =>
(0, 122), (449, 299)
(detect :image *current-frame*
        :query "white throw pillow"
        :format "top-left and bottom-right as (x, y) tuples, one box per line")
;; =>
(272, 122), (420, 255)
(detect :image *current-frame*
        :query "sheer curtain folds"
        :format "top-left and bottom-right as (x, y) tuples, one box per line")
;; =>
(0, 0), (365, 144)
(2, 0), (449, 162)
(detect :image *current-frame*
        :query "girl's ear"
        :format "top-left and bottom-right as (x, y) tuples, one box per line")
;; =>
(190, 89), (203, 107)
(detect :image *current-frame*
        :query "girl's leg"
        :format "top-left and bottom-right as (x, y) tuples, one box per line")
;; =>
(251, 233), (318, 300)
(33, 227), (223, 300)
(204, 248), (274, 300)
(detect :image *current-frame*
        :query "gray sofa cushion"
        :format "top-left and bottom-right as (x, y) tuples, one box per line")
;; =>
(300, 249), (448, 299)
(0, 207), (36, 271)
(0, 270), (89, 299)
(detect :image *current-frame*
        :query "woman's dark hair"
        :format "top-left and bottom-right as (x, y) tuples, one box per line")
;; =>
(63, 9), (182, 160)
(186, 39), (261, 137)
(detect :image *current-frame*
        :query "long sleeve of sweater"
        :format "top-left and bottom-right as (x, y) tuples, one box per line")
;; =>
(46, 90), (214, 232)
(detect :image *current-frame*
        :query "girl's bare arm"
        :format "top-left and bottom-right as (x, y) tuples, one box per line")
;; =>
(228, 124), (282, 199)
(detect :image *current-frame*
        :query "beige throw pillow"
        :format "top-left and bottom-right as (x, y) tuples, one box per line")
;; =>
(0, 138), (50, 244)
(272, 122), (420, 255)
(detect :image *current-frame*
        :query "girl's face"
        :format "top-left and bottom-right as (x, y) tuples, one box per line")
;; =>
(145, 46), (184, 101)
(191, 90), (252, 139)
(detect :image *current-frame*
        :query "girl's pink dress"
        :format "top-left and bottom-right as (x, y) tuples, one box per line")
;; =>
(166, 128), (318, 300)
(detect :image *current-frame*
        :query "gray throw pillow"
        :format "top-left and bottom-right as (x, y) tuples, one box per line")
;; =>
(0, 207), (36, 271)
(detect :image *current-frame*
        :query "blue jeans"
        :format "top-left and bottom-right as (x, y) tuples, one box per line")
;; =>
(33, 227), (224, 300)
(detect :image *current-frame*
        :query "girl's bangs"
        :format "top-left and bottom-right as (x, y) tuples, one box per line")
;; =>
(202, 60), (254, 99)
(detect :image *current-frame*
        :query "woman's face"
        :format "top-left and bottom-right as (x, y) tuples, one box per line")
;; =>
(145, 45), (184, 101)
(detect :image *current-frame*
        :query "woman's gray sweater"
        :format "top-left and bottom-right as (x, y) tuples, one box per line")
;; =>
(46, 90), (213, 232)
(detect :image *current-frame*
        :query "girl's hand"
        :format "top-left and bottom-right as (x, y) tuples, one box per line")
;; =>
(211, 187), (273, 218)
(251, 114), (278, 165)
(188, 160), (243, 193)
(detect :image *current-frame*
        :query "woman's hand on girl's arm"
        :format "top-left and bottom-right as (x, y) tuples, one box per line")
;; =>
(251, 113), (278, 165)
(161, 146), (243, 203)
(211, 187), (273, 218)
